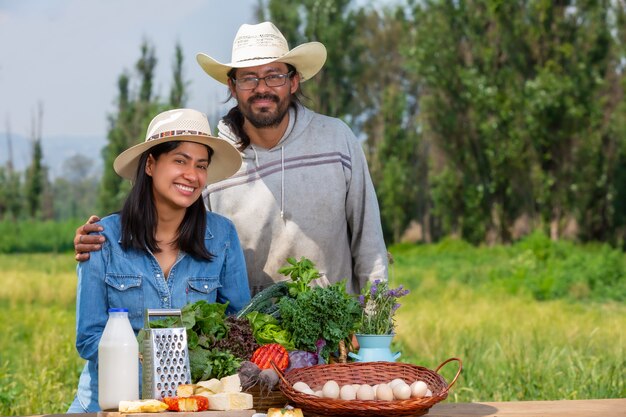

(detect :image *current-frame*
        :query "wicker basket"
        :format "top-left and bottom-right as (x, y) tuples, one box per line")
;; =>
(246, 384), (289, 412)
(273, 358), (462, 417)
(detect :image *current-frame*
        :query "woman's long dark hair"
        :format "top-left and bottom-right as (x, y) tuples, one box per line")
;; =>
(224, 63), (303, 151)
(120, 141), (214, 261)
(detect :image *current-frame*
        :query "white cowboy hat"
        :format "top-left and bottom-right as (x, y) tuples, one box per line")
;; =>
(114, 108), (242, 184)
(196, 21), (327, 85)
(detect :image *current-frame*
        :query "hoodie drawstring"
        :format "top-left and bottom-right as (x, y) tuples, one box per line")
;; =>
(251, 144), (285, 220)
(280, 146), (285, 220)
(251, 145), (260, 167)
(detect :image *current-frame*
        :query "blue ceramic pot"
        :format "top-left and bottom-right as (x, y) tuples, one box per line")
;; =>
(348, 334), (401, 362)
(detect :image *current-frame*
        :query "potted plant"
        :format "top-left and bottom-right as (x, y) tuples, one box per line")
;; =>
(349, 279), (410, 362)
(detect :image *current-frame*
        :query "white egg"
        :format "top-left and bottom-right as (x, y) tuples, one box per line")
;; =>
(375, 383), (394, 401)
(322, 380), (340, 399)
(293, 381), (312, 393)
(314, 390), (323, 397)
(392, 382), (411, 400)
(425, 388), (433, 397)
(356, 384), (375, 401)
(410, 380), (428, 398)
(339, 384), (356, 401)
(388, 378), (406, 389)
(351, 383), (361, 391)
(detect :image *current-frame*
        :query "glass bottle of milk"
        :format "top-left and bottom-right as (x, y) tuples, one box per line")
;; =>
(98, 308), (139, 410)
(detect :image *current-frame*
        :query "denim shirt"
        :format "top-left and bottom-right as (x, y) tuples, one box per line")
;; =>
(71, 212), (250, 412)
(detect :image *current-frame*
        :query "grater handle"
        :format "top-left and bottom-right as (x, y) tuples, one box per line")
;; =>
(144, 308), (183, 328)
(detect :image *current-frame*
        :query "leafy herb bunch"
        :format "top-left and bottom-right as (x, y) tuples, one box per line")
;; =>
(277, 257), (361, 360)
(278, 256), (321, 297)
(357, 279), (410, 335)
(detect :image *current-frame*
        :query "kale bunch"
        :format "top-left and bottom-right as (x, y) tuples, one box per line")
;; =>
(278, 280), (361, 360)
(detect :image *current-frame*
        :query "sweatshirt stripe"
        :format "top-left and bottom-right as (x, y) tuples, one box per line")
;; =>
(205, 151), (351, 193)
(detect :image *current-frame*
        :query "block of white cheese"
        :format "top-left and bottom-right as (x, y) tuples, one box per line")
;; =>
(206, 392), (253, 411)
(219, 374), (242, 393)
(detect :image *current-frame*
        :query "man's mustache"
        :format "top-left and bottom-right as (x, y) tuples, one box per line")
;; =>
(248, 94), (279, 104)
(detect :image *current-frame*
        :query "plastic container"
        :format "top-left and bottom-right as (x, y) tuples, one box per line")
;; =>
(98, 308), (139, 410)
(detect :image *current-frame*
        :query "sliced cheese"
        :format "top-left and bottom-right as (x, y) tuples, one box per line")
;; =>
(194, 390), (212, 399)
(118, 399), (168, 413)
(206, 392), (253, 411)
(220, 374), (242, 393)
(197, 378), (223, 394)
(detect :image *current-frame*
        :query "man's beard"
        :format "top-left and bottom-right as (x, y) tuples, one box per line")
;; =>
(239, 92), (291, 128)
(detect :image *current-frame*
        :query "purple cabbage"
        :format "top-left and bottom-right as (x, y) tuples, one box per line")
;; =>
(285, 350), (319, 372)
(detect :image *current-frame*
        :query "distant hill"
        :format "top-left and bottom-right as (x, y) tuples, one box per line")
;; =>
(0, 132), (106, 179)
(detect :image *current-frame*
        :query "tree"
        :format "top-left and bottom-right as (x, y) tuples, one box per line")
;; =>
(0, 167), (20, 219)
(0, 117), (22, 220)
(611, 2), (626, 246)
(99, 41), (160, 214)
(99, 40), (191, 214)
(99, 71), (132, 214)
(349, 7), (424, 242)
(24, 102), (49, 219)
(169, 43), (188, 107)
(406, 0), (626, 244)
(53, 154), (99, 220)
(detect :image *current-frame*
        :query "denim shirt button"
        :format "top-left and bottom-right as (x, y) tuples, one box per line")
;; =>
(156, 274), (161, 278)
(120, 284), (125, 288)
(163, 297), (168, 302)
(204, 285), (208, 289)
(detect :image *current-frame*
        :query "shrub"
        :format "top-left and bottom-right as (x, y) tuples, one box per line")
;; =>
(0, 219), (79, 253)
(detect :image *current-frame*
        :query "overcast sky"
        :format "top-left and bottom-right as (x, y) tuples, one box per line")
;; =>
(0, 0), (259, 139)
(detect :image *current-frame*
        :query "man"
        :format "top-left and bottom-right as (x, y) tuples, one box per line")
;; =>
(75, 21), (388, 295)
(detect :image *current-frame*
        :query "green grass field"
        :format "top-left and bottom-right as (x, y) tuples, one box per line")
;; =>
(1, 237), (624, 415)
(0, 254), (82, 416)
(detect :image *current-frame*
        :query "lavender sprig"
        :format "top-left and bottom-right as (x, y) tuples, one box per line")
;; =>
(357, 280), (410, 335)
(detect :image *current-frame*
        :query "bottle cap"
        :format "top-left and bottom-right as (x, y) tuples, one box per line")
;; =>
(108, 308), (129, 313)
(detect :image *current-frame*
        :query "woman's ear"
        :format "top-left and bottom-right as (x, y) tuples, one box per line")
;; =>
(145, 154), (155, 176)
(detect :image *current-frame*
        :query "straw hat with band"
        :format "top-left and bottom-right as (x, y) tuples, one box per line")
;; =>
(114, 108), (242, 184)
(196, 21), (327, 85)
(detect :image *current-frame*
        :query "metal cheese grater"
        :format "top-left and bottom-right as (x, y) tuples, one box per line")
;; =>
(141, 309), (191, 400)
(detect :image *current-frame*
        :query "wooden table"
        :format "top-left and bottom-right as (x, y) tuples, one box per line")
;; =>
(29, 399), (625, 417)
(427, 398), (625, 417)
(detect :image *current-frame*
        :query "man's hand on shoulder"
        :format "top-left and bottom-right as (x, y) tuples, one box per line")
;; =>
(74, 215), (105, 262)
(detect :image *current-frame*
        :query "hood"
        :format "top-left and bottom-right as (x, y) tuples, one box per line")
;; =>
(217, 104), (314, 160)
(216, 104), (314, 221)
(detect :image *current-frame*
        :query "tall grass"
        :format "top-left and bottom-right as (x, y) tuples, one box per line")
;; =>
(394, 278), (624, 401)
(389, 235), (625, 401)
(0, 254), (83, 416)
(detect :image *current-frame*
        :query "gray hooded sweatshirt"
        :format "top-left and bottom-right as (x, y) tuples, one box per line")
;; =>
(203, 104), (388, 295)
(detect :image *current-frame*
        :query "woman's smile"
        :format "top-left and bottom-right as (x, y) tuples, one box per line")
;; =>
(174, 183), (197, 195)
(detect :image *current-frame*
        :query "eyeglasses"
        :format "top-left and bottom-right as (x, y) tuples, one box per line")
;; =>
(232, 72), (294, 90)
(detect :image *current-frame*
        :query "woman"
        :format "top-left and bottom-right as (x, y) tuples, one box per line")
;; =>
(67, 108), (250, 413)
